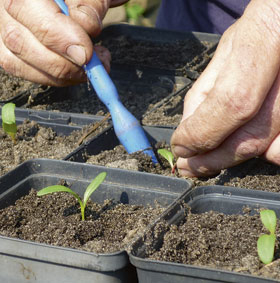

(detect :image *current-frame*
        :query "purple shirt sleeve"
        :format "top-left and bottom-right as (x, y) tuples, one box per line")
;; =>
(156, 0), (250, 34)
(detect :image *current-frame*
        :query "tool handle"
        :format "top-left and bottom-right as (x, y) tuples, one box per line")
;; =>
(54, 0), (158, 163)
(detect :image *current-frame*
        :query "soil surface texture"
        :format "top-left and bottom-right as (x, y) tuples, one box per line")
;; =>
(146, 208), (280, 281)
(142, 94), (184, 126)
(100, 36), (214, 70)
(0, 67), (44, 101)
(28, 78), (186, 127)
(0, 188), (164, 253)
(85, 142), (179, 177)
(0, 119), (109, 176)
(192, 158), (280, 193)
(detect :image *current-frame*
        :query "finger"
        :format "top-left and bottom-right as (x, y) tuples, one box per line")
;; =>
(182, 24), (235, 121)
(0, 7), (87, 84)
(171, 3), (280, 159)
(177, 70), (280, 177)
(94, 45), (111, 73)
(0, 36), (83, 86)
(0, 29), (110, 85)
(263, 134), (280, 165)
(66, 0), (109, 37)
(4, 0), (93, 66)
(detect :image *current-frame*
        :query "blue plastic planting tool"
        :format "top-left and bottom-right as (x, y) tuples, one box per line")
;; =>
(54, 0), (158, 163)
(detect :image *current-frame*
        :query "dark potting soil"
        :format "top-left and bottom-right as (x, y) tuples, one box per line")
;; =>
(85, 142), (179, 177)
(0, 189), (164, 253)
(146, 208), (280, 281)
(0, 67), (44, 101)
(28, 79), (184, 127)
(0, 119), (109, 176)
(100, 36), (214, 70)
(192, 158), (280, 193)
(142, 94), (183, 127)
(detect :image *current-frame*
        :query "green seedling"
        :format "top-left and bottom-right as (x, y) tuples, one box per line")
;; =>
(37, 172), (107, 221)
(257, 209), (277, 264)
(157, 148), (176, 174)
(1, 103), (17, 143)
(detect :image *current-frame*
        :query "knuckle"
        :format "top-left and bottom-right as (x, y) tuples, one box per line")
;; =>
(2, 24), (24, 55)
(47, 61), (72, 80)
(233, 131), (266, 159)
(35, 20), (53, 44)
(216, 84), (259, 122)
(90, 0), (109, 17)
(0, 54), (20, 77)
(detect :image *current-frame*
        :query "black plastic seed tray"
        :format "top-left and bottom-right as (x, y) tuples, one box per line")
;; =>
(0, 158), (192, 283)
(0, 107), (105, 135)
(96, 24), (220, 77)
(0, 84), (62, 107)
(129, 186), (280, 283)
(64, 125), (174, 163)
(24, 68), (191, 125)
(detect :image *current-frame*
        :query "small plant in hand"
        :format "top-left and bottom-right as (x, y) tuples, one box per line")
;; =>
(257, 209), (277, 264)
(37, 172), (107, 221)
(1, 102), (17, 143)
(157, 148), (176, 174)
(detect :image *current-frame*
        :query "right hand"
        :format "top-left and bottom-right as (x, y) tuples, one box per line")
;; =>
(0, 0), (126, 86)
(171, 0), (280, 177)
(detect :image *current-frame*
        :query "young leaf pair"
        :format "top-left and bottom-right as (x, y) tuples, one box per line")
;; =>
(37, 172), (107, 221)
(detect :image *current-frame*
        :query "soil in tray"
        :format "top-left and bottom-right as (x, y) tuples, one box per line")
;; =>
(85, 142), (179, 177)
(0, 119), (109, 176)
(0, 188), (164, 253)
(142, 94), (184, 127)
(0, 67), (44, 101)
(192, 158), (280, 193)
(99, 36), (214, 70)
(146, 208), (280, 281)
(28, 78), (183, 126)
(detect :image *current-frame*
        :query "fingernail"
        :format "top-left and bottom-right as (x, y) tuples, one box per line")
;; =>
(66, 45), (86, 66)
(172, 145), (196, 158)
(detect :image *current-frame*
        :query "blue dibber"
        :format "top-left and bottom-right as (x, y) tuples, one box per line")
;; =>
(54, 0), (158, 163)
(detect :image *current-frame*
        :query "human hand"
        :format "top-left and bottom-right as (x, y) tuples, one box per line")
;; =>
(171, 0), (280, 177)
(0, 0), (127, 86)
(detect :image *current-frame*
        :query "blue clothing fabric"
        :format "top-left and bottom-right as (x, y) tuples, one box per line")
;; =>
(156, 0), (250, 35)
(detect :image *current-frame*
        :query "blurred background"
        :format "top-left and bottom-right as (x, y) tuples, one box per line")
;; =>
(103, 0), (161, 27)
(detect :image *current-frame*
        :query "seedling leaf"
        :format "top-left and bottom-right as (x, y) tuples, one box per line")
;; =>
(257, 234), (276, 264)
(157, 149), (174, 169)
(2, 103), (17, 142)
(2, 103), (16, 124)
(37, 185), (82, 203)
(83, 172), (107, 206)
(260, 210), (277, 234)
